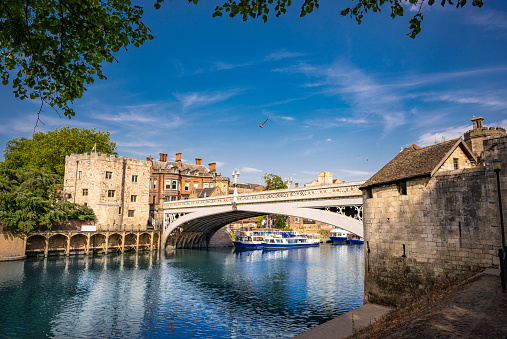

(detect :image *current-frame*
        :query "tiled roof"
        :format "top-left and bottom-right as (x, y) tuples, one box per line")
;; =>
(151, 160), (210, 174)
(361, 138), (475, 189)
(194, 187), (217, 198)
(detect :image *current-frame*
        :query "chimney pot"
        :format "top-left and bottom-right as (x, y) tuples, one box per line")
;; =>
(176, 152), (182, 167)
(209, 162), (216, 172)
(295, 183), (299, 188)
(159, 153), (167, 162)
(195, 158), (202, 166)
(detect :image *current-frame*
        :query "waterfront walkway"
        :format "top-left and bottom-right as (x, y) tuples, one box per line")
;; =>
(294, 268), (507, 338)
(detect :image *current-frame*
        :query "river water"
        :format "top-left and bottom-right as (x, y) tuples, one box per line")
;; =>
(0, 244), (364, 339)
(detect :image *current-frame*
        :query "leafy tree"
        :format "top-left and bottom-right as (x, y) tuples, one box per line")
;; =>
(261, 173), (287, 191)
(1, 127), (117, 179)
(0, 168), (94, 234)
(184, 0), (484, 39)
(0, 0), (154, 119)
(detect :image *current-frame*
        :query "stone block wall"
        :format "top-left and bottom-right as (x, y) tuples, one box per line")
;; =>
(64, 153), (151, 228)
(0, 233), (26, 261)
(364, 135), (506, 307)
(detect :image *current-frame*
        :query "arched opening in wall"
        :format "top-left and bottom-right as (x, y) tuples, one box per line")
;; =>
(90, 234), (106, 254)
(108, 233), (122, 253)
(26, 235), (46, 256)
(48, 234), (68, 255)
(124, 233), (137, 252)
(70, 234), (87, 255)
(139, 233), (151, 251)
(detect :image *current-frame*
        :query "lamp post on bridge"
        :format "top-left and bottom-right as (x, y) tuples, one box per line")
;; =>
(232, 168), (240, 203)
(492, 159), (506, 292)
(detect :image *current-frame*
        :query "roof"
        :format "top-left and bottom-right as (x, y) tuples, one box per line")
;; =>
(361, 138), (476, 189)
(193, 187), (217, 198)
(151, 160), (210, 174)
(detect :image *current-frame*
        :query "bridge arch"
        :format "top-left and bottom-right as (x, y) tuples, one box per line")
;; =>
(162, 198), (363, 249)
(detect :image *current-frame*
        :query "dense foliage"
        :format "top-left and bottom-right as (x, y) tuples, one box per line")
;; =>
(182, 0), (484, 38)
(0, 0), (154, 118)
(0, 168), (95, 234)
(1, 127), (117, 179)
(261, 173), (287, 191)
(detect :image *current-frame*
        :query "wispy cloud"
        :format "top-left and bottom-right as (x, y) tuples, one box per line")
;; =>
(416, 124), (469, 147)
(174, 89), (242, 110)
(241, 167), (263, 173)
(467, 9), (507, 31)
(264, 50), (305, 61)
(280, 116), (296, 121)
(326, 138), (332, 142)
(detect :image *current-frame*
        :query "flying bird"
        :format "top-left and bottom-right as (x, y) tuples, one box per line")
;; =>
(258, 119), (268, 128)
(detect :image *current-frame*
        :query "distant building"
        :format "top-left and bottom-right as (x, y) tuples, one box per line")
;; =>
(63, 153), (151, 228)
(228, 182), (264, 194)
(305, 171), (341, 187)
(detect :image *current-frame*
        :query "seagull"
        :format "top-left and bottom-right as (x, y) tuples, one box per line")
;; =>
(258, 118), (268, 128)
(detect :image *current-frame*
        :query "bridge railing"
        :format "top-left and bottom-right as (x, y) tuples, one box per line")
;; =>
(163, 180), (365, 209)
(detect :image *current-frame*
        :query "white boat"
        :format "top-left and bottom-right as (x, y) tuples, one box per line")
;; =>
(346, 233), (364, 244)
(330, 228), (348, 244)
(233, 231), (264, 249)
(304, 233), (321, 246)
(262, 232), (313, 249)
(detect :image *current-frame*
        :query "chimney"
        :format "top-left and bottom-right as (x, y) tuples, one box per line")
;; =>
(195, 158), (202, 166)
(176, 152), (182, 167)
(159, 153), (167, 162)
(209, 162), (216, 172)
(146, 156), (153, 162)
(295, 183), (299, 188)
(472, 116), (484, 130)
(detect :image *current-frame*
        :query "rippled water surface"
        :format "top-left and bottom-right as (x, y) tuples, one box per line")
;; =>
(0, 244), (364, 338)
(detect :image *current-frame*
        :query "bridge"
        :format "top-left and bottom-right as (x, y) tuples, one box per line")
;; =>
(162, 180), (365, 249)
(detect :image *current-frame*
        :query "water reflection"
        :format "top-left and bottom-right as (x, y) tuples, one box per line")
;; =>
(0, 245), (363, 339)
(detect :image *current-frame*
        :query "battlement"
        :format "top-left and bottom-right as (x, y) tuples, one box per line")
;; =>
(464, 126), (506, 139)
(65, 153), (151, 167)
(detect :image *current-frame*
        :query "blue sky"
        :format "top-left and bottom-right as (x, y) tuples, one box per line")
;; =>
(1, 1), (507, 186)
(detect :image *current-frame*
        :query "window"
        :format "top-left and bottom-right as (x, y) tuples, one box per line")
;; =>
(171, 196), (177, 201)
(128, 210), (134, 218)
(185, 182), (190, 191)
(105, 171), (112, 179)
(165, 180), (171, 190)
(366, 188), (373, 199)
(153, 196), (156, 204)
(82, 189), (88, 196)
(108, 190), (115, 197)
(294, 217), (300, 224)
(84, 202), (87, 207)
(119, 207), (122, 214)
(172, 180), (178, 190)
(78, 171), (82, 179)
(453, 158), (459, 170)
(210, 183), (213, 188)
(131, 195), (137, 202)
(132, 175), (138, 182)
(193, 182), (198, 189)
(204, 183), (209, 188)
(165, 196), (171, 202)
(154, 180), (157, 190)
(397, 181), (407, 195)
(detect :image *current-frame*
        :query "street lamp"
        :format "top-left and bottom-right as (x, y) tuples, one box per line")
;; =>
(232, 168), (240, 203)
(492, 159), (506, 292)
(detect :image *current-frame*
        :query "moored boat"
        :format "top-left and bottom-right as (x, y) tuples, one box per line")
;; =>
(346, 233), (364, 244)
(233, 231), (265, 249)
(304, 233), (321, 246)
(262, 232), (313, 249)
(330, 228), (348, 244)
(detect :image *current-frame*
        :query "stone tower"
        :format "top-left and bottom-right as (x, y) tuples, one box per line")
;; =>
(463, 116), (506, 163)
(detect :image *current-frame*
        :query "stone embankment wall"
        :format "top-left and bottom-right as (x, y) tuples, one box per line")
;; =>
(0, 233), (26, 261)
(364, 134), (507, 306)
(208, 228), (233, 248)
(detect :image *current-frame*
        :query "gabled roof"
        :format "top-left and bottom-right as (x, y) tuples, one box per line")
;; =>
(361, 138), (476, 189)
(151, 160), (210, 174)
(193, 187), (217, 198)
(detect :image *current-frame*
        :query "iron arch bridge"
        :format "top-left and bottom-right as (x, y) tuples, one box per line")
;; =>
(162, 181), (365, 249)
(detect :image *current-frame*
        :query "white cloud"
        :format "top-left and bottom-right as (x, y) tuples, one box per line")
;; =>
(241, 167), (263, 173)
(326, 138), (332, 142)
(280, 116), (295, 121)
(264, 50), (304, 61)
(338, 169), (372, 177)
(174, 89), (241, 110)
(416, 124), (469, 147)
(467, 9), (507, 31)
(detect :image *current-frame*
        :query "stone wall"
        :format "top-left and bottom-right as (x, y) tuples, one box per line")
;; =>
(0, 233), (26, 261)
(64, 153), (151, 228)
(364, 134), (506, 307)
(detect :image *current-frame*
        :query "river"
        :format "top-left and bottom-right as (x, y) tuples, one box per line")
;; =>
(0, 244), (364, 338)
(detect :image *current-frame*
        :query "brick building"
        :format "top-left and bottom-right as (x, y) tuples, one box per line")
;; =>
(63, 153), (151, 228)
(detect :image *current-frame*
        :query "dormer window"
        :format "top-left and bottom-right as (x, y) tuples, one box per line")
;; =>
(453, 158), (459, 170)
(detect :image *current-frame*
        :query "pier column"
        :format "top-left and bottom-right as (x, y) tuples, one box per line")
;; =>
(65, 235), (70, 256)
(104, 232), (109, 254)
(150, 232), (154, 252)
(44, 237), (49, 258)
(121, 233), (125, 253)
(86, 234), (91, 255)
(136, 233), (139, 253)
